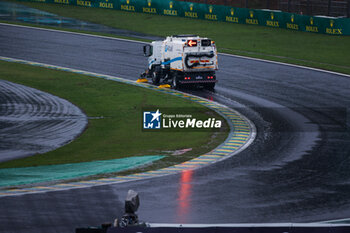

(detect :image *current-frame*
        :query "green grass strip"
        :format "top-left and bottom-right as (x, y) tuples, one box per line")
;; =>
(4, 0), (350, 74)
(0, 60), (228, 169)
(0, 156), (164, 187)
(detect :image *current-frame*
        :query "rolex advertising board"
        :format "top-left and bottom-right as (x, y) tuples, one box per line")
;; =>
(17, 0), (350, 35)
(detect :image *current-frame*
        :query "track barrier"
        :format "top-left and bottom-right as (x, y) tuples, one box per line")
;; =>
(18, 0), (350, 35)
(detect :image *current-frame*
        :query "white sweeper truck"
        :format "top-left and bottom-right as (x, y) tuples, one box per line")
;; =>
(140, 35), (218, 89)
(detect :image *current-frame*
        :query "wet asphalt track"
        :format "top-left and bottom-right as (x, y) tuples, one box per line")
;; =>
(0, 79), (87, 162)
(0, 23), (350, 232)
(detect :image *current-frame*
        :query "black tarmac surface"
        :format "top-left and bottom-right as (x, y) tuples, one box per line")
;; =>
(0, 79), (87, 162)
(0, 23), (350, 232)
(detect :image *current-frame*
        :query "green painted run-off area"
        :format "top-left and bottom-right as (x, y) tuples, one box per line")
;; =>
(0, 156), (164, 187)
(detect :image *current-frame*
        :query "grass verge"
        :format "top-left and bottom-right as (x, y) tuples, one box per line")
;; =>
(0, 60), (228, 170)
(3, 0), (350, 74)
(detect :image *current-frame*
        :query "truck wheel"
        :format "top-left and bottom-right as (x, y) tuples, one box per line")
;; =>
(172, 76), (179, 90)
(152, 71), (160, 85)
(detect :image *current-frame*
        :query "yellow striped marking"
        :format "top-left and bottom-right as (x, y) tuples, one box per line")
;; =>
(130, 173), (151, 177)
(176, 166), (198, 169)
(98, 178), (122, 181)
(222, 146), (238, 149)
(229, 139), (246, 142)
(56, 184), (84, 187)
(212, 152), (229, 155)
(182, 161), (207, 165)
(8, 189), (32, 192)
(226, 143), (241, 146)
(116, 176), (132, 178)
(192, 158), (216, 161)
(176, 164), (198, 167)
(185, 162), (208, 165)
(147, 171), (168, 174)
(34, 186), (60, 190)
(201, 154), (222, 158)
(162, 167), (184, 170)
(142, 173), (161, 176)
(79, 181), (100, 184)
(216, 149), (234, 152)
(123, 176), (140, 179)
(164, 168), (185, 171)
